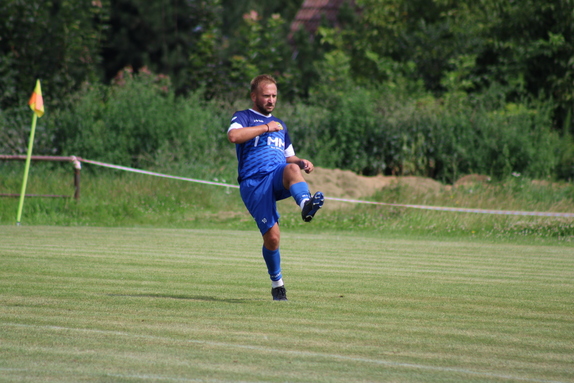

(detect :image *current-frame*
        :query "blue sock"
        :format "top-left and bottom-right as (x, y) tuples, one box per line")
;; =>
(289, 182), (310, 207)
(262, 246), (282, 281)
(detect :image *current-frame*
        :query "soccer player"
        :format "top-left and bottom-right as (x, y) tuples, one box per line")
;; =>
(227, 74), (324, 301)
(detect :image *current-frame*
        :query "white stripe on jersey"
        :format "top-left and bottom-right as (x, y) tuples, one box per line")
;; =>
(285, 144), (295, 158)
(228, 122), (243, 132)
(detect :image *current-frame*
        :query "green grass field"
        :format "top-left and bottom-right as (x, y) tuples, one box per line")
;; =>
(1, 226), (573, 382)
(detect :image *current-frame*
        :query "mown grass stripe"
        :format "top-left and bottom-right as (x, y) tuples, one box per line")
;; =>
(2, 227), (572, 382)
(2, 322), (568, 383)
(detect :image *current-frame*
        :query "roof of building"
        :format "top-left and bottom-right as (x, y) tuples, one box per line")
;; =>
(290, 0), (351, 36)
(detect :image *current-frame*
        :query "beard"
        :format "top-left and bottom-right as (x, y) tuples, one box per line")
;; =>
(255, 100), (275, 115)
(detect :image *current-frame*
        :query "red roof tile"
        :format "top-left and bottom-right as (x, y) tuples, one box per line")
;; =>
(290, 0), (351, 35)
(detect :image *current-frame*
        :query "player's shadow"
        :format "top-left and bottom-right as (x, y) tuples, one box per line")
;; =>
(107, 293), (250, 304)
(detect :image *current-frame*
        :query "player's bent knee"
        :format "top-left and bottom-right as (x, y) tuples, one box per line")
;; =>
(283, 163), (304, 183)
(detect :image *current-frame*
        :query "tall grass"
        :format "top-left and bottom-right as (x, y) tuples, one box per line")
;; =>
(1, 163), (573, 241)
(0, 162), (246, 228)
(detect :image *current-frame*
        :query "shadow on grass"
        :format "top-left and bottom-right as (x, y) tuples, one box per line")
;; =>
(107, 293), (252, 304)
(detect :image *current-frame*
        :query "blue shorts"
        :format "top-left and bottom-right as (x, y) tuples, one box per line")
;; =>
(240, 163), (292, 235)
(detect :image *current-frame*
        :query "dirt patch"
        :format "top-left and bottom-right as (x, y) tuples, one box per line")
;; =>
(302, 167), (444, 210)
(395, 176), (444, 195)
(304, 167), (394, 199)
(454, 174), (491, 187)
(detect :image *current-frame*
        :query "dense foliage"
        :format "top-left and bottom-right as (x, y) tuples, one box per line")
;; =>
(1, 0), (573, 181)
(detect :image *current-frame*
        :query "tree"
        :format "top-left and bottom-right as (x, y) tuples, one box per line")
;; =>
(0, 0), (109, 109)
(475, 0), (574, 131)
(354, 0), (574, 130)
(189, 8), (310, 101)
(219, 0), (303, 38)
(101, 0), (221, 94)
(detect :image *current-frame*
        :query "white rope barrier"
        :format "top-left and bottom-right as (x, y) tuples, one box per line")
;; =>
(79, 158), (574, 218)
(79, 158), (239, 189)
(326, 197), (574, 217)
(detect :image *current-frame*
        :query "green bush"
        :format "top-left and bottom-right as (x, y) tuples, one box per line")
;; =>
(301, 83), (561, 183)
(312, 88), (382, 174)
(49, 72), (177, 165)
(428, 93), (559, 182)
(3, 71), (565, 184)
(45, 71), (234, 179)
(556, 133), (574, 181)
(0, 105), (55, 155)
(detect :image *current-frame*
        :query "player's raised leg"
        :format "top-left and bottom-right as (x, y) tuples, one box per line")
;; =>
(301, 191), (324, 222)
(283, 163), (324, 222)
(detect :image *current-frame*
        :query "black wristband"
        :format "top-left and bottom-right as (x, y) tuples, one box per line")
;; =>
(266, 123), (270, 132)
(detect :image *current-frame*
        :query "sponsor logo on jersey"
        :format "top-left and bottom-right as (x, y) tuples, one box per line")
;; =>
(268, 136), (285, 149)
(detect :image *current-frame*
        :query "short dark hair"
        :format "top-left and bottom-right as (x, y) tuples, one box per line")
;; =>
(250, 74), (277, 94)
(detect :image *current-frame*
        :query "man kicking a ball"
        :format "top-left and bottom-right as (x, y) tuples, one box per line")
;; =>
(227, 74), (324, 301)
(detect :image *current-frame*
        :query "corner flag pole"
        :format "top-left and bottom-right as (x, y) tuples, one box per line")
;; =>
(17, 79), (44, 226)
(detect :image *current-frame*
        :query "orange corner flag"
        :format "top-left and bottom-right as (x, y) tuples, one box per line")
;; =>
(28, 80), (44, 118)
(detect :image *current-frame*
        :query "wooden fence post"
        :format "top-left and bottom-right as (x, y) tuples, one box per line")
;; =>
(72, 156), (81, 200)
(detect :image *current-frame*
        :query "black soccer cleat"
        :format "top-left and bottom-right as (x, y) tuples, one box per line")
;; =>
(301, 191), (324, 222)
(272, 285), (288, 301)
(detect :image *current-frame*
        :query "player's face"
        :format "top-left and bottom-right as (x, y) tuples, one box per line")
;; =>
(251, 82), (277, 115)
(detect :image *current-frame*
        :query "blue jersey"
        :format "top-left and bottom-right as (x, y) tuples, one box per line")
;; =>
(228, 109), (295, 183)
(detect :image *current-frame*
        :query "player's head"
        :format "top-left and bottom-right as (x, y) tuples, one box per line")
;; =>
(250, 74), (277, 115)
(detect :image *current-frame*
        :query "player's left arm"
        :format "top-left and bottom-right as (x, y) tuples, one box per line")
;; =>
(283, 124), (314, 173)
(286, 155), (314, 174)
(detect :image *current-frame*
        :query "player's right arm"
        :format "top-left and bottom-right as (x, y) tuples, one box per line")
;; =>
(227, 125), (267, 144)
(228, 120), (283, 144)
